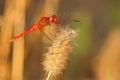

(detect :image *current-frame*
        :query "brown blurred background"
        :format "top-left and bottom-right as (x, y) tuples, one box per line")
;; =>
(0, 0), (120, 80)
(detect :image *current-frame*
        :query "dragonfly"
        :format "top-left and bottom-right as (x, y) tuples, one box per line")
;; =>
(10, 15), (58, 42)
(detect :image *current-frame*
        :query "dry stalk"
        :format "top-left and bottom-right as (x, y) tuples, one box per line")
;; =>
(0, 0), (14, 79)
(11, 0), (25, 80)
(95, 29), (120, 80)
(42, 26), (77, 80)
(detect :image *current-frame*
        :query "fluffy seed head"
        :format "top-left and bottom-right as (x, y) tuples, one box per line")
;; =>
(42, 26), (77, 80)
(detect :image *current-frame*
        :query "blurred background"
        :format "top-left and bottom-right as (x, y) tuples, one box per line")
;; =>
(0, 0), (120, 80)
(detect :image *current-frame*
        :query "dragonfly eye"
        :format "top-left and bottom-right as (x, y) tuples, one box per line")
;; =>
(49, 15), (58, 24)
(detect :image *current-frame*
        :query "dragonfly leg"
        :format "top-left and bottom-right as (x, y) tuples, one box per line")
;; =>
(41, 30), (52, 42)
(38, 25), (52, 42)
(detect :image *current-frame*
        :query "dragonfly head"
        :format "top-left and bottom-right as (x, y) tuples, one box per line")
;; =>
(49, 15), (58, 24)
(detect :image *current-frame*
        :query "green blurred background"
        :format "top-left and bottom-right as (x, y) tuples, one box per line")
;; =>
(0, 0), (120, 80)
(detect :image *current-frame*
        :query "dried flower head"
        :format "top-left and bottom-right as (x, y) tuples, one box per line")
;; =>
(42, 26), (77, 80)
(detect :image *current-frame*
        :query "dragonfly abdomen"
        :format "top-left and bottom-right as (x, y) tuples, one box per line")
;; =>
(10, 24), (38, 42)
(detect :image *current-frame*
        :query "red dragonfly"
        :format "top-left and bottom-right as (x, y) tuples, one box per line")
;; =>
(10, 15), (58, 42)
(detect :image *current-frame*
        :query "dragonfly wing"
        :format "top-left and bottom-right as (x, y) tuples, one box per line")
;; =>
(10, 24), (38, 42)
